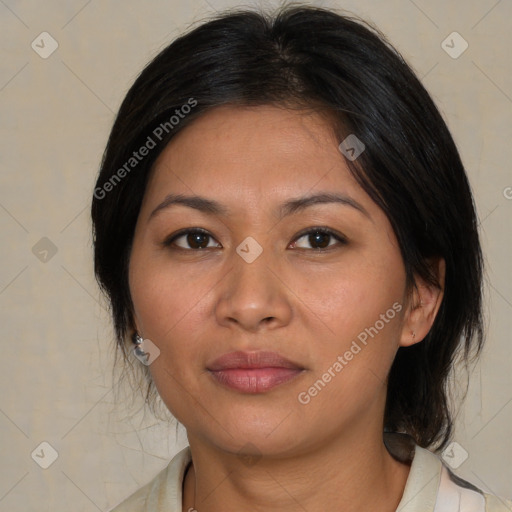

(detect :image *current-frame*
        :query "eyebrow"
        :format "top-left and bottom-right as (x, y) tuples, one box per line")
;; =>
(148, 192), (371, 221)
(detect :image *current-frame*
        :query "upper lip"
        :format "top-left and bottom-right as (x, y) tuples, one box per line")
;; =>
(207, 351), (304, 371)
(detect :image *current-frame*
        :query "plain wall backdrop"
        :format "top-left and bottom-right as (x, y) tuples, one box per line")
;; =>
(0, 0), (511, 510)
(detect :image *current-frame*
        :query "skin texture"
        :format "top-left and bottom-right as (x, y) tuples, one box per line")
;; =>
(128, 105), (445, 512)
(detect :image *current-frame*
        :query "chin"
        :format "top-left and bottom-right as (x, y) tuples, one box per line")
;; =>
(201, 416), (307, 458)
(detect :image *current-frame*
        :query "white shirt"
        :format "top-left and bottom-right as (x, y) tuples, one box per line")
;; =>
(109, 432), (512, 511)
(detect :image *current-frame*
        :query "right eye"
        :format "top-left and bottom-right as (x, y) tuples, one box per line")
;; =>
(162, 228), (222, 250)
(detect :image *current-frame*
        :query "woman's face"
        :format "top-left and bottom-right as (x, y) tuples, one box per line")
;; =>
(129, 105), (419, 456)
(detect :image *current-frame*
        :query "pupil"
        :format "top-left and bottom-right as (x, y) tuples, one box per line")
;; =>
(311, 232), (329, 249)
(189, 233), (208, 249)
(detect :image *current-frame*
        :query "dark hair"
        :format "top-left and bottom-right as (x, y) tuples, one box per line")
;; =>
(91, 3), (484, 452)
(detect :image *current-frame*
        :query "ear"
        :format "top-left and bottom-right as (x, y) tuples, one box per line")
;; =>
(399, 257), (446, 347)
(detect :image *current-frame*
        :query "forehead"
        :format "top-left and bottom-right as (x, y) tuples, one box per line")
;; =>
(147, 105), (362, 199)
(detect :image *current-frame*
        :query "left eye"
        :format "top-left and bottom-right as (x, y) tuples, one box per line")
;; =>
(290, 228), (346, 250)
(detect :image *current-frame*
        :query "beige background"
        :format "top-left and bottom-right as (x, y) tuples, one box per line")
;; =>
(0, 0), (511, 510)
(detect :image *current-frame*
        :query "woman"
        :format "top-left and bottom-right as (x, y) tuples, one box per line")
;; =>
(91, 4), (512, 512)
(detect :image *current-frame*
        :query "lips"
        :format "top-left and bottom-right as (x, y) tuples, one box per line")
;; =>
(207, 351), (305, 393)
(208, 351), (303, 371)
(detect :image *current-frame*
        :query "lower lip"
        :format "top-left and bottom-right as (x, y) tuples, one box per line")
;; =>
(208, 368), (304, 393)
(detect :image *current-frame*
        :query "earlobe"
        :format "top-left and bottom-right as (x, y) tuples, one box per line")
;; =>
(399, 257), (445, 348)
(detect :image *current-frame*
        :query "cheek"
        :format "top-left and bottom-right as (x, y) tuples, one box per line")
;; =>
(128, 254), (212, 420)
(296, 247), (405, 339)
(128, 246), (221, 401)
(296, 281), (404, 423)
(129, 242), (211, 338)
(294, 245), (406, 403)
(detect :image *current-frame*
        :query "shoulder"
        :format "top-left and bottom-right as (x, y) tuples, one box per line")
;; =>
(386, 433), (512, 512)
(432, 449), (512, 512)
(107, 446), (192, 512)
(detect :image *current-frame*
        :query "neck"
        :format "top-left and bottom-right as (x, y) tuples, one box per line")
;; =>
(182, 427), (411, 512)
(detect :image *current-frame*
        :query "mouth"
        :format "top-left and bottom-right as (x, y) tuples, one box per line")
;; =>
(207, 351), (305, 393)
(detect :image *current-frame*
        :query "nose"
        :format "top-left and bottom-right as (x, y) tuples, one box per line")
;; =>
(214, 242), (293, 333)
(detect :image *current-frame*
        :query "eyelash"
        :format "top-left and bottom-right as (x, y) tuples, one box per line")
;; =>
(162, 227), (347, 252)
